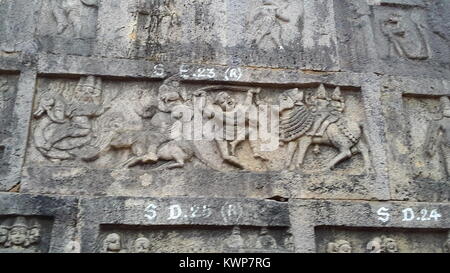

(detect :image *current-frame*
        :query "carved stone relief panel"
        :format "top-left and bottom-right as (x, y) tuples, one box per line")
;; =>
(404, 95), (450, 183)
(0, 74), (19, 180)
(316, 227), (449, 253)
(381, 77), (450, 202)
(96, 225), (293, 253)
(23, 77), (379, 200)
(94, 0), (338, 70)
(37, 0), (99, 56)
(334, 0), (450, 77)
(0, 216), (53, 253)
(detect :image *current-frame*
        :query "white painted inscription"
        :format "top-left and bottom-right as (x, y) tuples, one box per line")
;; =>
(376, 207), (443, 223)
(144, 203), (242, 223)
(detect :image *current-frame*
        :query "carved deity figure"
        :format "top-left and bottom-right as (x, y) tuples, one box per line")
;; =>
(255, 227), (277, 249)
(366, 236), (399, 253)
(251, 0), (290, 49)
(28, 221), (41, 245)
(279, 85), (371, 172)
(33, 76), (110, 161)
(327, 240), (352, 253)
(102, 233), (125, 253)
(133, 237), (151, 253)
(200, 88), (264, 168)
(380, 12), (430, 60)
(224, 226), (245, 250)
(52, 0), (98, 37)
(424, 96), (450, 178)
(5, 217), (29, 250)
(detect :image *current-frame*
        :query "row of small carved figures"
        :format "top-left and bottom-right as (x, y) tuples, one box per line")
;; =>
(101, 227), (294, 253)
(327, 234), (450, 253)
(0, 217), (42, 251)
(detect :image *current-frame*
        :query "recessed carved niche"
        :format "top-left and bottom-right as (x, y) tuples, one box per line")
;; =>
(0, 215), (53, 253)
(97, 225), (293, 253)
(403, 95), (450, 182)
(316, 226), (449, 253)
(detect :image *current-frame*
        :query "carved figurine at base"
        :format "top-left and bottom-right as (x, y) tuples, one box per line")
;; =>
(133, 237), (151, 253)
(327, 240), (352, 253)
(223, 226), (245, 250)
(102, 233), (126, 253)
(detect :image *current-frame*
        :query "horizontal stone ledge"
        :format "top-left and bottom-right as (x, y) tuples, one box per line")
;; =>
(79, 196), (290, 227)
(382, 75), (450, 96)
(36, 54), (167, 79)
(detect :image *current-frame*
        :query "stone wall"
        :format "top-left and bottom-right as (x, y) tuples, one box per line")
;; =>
(0, 0), (448, 253)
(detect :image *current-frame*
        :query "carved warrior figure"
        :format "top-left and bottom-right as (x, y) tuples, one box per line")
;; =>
(327, 240), (352, 253)
(366, 236), (399, 253)
(108, 79), (197, 169)
(380, 12), (430, 60)
(279, 84), (371, 172)
(199, 87), (267, 168)
(424, 96), (450, 178)
(251, 0), (291, 50)
(52, 0), (98, 36)
(33, 76), (110, 161)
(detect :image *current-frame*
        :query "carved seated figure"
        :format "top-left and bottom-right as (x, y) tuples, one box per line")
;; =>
(327, 240), (352, 253)
(33, 76), (109, 161)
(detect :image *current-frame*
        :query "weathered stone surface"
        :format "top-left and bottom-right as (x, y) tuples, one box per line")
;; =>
(335, 0), (450, 78)
(0, 0), (448, 253)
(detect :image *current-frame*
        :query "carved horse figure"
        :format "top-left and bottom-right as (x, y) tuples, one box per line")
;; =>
(278, 89), (372, 173)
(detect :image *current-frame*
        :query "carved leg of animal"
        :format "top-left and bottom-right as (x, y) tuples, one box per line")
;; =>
(295, 137), (313, 170)
(249, 141), (268, 161)
(357, 141), (372, 174)
(326, 148), (352, 170)
(286, 141), (298, 170)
